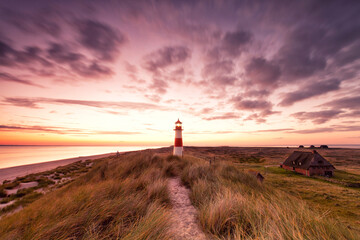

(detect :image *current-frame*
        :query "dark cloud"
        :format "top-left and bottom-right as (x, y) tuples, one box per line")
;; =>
(143, 45), (191, 93)
(47, 43), (83, 63)
(275, 25), (327, 81)
(291, 110), (343, 124)
(289, 125), (360, 134)
(201, 60), (237, 86)
(232, 96), (272, 110)
(4, 97), (41, 108)
(0, 7), (62, 36)
(71, 61), (113, 78)
(210, 76), (237, 86)
(75, 19), (126, 61)
(321, 96), (360, 110)
(245, 113), (266, 124)
(341, 110), (360, 118)
(202, 60), (234, 78)
(0, 40), (50, 67)
(221, 29), (252, 57)
(290, 128), (335, 134)
(334, 41), (360, 67)
(46, 42), (113, 78)
(3, 97), (168, 111)
(279, 78), (341, 106)
(243, 109), (280, 124)
(203, 112), (239, 121)
(231, 95), (275, 123)
(0, 72), (44, 88)
(274, 1), (360, 82)
(245, 57), (280, 88)
(243, 89), (270, 98)
(143, 45), (191, 73)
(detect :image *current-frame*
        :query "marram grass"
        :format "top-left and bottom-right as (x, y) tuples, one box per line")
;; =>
(0, 151), (358, 239)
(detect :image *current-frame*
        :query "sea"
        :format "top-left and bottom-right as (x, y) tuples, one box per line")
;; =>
(0, 145), (164, 169)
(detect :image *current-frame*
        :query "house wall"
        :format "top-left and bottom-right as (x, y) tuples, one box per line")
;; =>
(308, 167), (333, 176)
(294, 168), (308, 176)
(283, 165), (310, 176)
(283, 164), (334, 177)
(283, 165), (293, 171)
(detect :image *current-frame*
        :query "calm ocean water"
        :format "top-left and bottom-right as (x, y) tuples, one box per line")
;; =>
(0, 146), (164, 169)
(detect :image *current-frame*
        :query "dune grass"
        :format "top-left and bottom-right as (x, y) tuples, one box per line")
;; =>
(0, 150), (358, 239)
(0, 152), (178, 240)
(181, 157), (358, 240)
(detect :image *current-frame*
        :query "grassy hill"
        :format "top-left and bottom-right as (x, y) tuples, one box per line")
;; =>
(0, 148), (359, 239)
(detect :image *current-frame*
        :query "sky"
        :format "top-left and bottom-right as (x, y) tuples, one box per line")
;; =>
(0, 0), (360, 146)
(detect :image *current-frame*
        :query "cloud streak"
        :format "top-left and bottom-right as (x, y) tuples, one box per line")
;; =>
(203, 112), (239, 121)
(3, 97), (169, 111)
(279, 78), (341, 106)
(0, 124), (141, 135)
(0, 72), (44, 88)
(291, 110), (343, 124)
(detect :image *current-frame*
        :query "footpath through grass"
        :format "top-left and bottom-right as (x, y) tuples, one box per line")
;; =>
(0, 150), (358, 239)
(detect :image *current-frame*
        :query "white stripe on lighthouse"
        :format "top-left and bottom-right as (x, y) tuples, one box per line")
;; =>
(175, 130), (182, 138)
(173, 146), (183, 156)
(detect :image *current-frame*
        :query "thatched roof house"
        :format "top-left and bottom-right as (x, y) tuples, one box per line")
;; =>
(281, 150), (335, 177)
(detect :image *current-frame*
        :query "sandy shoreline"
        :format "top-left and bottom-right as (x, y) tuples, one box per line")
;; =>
(0, 152), (115, 183)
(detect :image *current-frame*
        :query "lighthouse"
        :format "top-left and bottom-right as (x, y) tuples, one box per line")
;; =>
(173, 119), (183, 157)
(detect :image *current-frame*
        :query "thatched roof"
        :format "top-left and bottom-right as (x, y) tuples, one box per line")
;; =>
(282, 151), (334, 170)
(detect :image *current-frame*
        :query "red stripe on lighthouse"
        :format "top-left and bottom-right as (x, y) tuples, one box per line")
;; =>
(174, 138), (183, 147)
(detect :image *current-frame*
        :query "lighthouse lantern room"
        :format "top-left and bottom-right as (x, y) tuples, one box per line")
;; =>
(173, 119), (183, 157)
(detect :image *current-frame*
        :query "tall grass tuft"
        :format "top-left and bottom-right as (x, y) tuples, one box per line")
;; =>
(0, 152), (175, 240)
(182, 160), (358, 240)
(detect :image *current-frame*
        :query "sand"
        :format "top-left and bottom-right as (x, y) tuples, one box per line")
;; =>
(5, 182), (39, 195)
(0, 152), (115, 183)
(168, 178), (207, 240)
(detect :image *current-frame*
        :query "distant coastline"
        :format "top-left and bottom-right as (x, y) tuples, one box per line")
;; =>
(0, 152), (114, 183)
(1, 144), (359, 148)
(0, 146), (164, 169)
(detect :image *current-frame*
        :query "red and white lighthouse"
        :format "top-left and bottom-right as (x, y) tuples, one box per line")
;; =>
(173, 119), (183, 157)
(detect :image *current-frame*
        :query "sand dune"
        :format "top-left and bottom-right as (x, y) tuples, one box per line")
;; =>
(0, 152), (115, 183)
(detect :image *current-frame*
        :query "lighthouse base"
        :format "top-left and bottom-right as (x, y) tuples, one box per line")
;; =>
(173, 147), (183, 157)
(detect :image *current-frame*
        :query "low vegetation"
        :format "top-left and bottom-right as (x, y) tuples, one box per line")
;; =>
(0, 160), (92, 215)
(181, 158), (357, 239)
(0, 152), (178, 239)
(0, 148), (359, 239)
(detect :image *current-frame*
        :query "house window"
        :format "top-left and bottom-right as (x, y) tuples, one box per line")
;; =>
(292, 161), (295, 164)
(299, 162), (302, 166)
(318, 160), (323, 164)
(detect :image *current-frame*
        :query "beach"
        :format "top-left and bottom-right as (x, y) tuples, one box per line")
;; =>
(0, 152), (115, 183)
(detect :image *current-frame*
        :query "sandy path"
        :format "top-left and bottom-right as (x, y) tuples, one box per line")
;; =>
(168, 178), (208, 240)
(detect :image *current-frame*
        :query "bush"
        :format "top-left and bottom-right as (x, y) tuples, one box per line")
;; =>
(0, 188), (7, 198)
